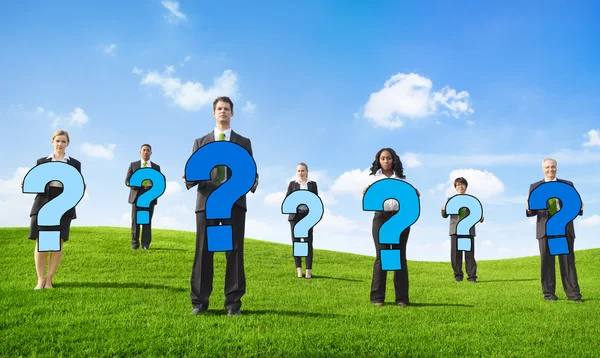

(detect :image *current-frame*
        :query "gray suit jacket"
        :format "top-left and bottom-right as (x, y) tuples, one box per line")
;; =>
(441, 204), (478, 236)
(526, 178), (583, 240)
(186, 130), (258, 213)
(125, 160), (161, 205)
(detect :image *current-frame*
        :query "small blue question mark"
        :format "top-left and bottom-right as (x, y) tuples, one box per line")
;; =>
(281, 191), (324, 257)
(528, 181), (582, 255)
(445, 194), (483, 252)
(185, 141), (256, 252)
(129, 168), (166, 224)
(22, 162), (85, 252)
(363, 178), (420, 270)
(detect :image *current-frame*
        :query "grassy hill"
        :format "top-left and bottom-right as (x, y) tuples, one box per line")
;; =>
(1, 227), (599, 357)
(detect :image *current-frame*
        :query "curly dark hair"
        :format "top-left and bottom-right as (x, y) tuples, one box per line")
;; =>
(369, 147), (405, 179)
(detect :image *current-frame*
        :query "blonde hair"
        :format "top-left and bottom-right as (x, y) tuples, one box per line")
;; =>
(52, 130), (70, 143)
(297, 162), (308, 171)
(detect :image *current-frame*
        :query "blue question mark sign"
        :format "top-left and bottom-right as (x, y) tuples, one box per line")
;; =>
(281, 190), (324, 257)
(129, 168), (166, 224)
(22, 162), (85, 252)
(445, 194), (483, 251)
(528, 181), (582, 255)
(185, 141), (257, 252)
(363, 178), (420, 270)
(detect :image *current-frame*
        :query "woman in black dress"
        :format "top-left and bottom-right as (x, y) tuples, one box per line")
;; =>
(22, 130), (84, 290)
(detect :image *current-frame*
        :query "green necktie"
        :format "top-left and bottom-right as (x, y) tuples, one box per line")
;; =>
(217, 132), (226, 182)
(459, 207), (467, 220)
(548, 198), (558, 216)
(142, 162), (149, 187)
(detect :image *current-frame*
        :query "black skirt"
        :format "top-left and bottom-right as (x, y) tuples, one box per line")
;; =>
(28, 187), (73, 242)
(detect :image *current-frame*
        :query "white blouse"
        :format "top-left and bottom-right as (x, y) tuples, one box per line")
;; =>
(370, 169), (403, 211)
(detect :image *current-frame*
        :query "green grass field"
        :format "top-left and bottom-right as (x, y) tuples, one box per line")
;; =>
(1, 227), (599, 357)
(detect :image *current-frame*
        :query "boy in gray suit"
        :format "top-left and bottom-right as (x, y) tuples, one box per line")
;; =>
(442, 177), (483, 283)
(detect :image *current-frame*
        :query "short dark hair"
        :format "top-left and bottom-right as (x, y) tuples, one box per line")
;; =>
(213, 96), (234, 112)
(454, 177), (468, 188)
(140, 144), (152, 150)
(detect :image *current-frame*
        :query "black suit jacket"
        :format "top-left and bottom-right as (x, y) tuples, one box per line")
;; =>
(285, 180), (318, 221)
(125, 160), (161, 206)
(186, 130), (258, 213)
(526, 178), (583, 240)
(29, 156), (83, 219)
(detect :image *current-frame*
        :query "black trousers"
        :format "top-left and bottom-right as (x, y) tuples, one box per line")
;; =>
(450, 235), (477, 281)
(191, 206), (246, 311)
(371, 211), (410, 304)
(538, 236), (581, 300)
(289, 211), (314, 269)
(131, 204), (155, 248)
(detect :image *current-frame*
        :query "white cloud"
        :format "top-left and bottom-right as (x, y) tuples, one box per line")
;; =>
(436, 169), (505, 199)
(265, 191), (285, 207)
(580, 214), (600, 227)
(132, 66), (144, 75)
(0, 167), (34, 227)
(583, 129), (600, 147)
(103, 44), (117, 56)
(80, 143), (116, 160)
(180, 55), (192, 67)
(50, 107), (89, 128)
(401, 152), (422, 168)
(466, 120), (476, 125)
(363, 73), (473, 128)
(161, 0), (187, 23)
(242, 100), (256, 117)
(140, 68), (239, 111)
(163, 181), (182, 197)
(330, 168), (372, 199)
(35, 107), (44, 114)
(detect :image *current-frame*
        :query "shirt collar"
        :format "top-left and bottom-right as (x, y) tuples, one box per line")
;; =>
(214, 127), (232, 140)
(544, 177), (557, 182)
(375, 168), (399, 178)
(295, 179), (312, 184)
(141, 159), (152, 166)
(47, 153), (70, 162)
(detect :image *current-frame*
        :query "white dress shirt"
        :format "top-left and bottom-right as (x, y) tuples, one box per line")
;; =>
(214, 127), (232, 183)
(47, 153), (69, 188)
(371, 169), (403, 211)
(295, 179), (312, 211)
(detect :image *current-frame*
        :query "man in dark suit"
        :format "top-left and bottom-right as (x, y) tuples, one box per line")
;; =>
(526, 158), (583, 302)
(125, 144), (161, 250)
(184, 96), (258, 317)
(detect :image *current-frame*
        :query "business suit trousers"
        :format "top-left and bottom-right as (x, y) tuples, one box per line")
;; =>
(289, 211), (314, 269)
(131, 204), (155, 248)
(371, 211), (410, 304)
(450, 235), (477, 281)
(538, 236), (581, 300)
(191, 206), (246, 311)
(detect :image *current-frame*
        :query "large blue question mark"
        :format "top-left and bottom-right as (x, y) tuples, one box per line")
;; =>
(129, 168), (166, 224)
(363, 178), (420, 270)
(22, 162), (85, 252)
(185, 141), (257, 252)
(444, 194), (483, 251)
(281, 190), (324, 257)
(528, 181), (582, 255)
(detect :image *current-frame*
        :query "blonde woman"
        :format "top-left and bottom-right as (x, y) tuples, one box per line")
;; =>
(22, 130), (84, 290)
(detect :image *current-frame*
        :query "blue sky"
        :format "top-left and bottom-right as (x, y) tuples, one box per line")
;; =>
(1, 1), (599, 261)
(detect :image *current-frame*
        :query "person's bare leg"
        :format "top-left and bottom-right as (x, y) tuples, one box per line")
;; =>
(45, 239), (64, 289)
(34, 239), (47, 290)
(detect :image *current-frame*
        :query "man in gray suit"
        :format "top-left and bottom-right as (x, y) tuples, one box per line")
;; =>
(441, 177), (483, 283)
(125, 144), (161, 250)
(526, 158), (583, 302)
(184, 96), (258, 316)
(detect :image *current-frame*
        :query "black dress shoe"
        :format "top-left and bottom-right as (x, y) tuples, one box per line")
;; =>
(570, 298), (583, 303)
(191, 307), (207, 315)
(142, 246), (149, 250)
(227, 309), (242, 316)
(132, 245), (140, 250)
(468, 279), (479, 284)
(545, 296), (558, 301)
(455, 278), (463, 282)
